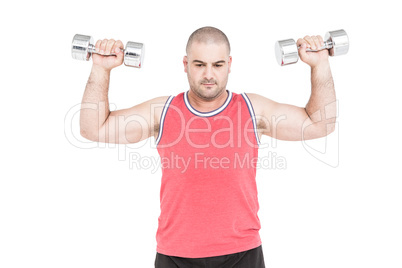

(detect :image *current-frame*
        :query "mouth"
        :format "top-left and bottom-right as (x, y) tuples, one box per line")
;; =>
(202, 83), (216, 86)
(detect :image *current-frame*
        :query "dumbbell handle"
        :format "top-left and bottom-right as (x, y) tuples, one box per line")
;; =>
(299, 40), (333, 52)
(87, 44), (133, 57)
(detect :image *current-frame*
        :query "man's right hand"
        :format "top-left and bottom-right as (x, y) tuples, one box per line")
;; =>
(92, 39), (125, 71)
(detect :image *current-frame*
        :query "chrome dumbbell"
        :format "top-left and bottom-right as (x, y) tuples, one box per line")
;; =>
(71, 34), (144, 68)
(275, 29), (349, 66)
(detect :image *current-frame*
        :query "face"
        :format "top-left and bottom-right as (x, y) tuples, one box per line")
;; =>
(184, 41), (232, 101)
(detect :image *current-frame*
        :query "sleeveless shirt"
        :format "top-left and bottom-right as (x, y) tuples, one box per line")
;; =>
(155, 90), (261, 258)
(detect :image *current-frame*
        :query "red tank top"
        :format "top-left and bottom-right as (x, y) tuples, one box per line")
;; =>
(156, 91), (261, 258)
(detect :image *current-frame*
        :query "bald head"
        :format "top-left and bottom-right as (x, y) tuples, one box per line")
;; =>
(186, 26), (231, 55)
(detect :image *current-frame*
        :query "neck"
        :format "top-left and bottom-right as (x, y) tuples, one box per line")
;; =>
(187, 89), (228, 112)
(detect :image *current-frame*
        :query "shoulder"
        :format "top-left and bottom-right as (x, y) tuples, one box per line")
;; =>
(146, 95), (174, 114)
(147, 96), (172, 137)
(150, 95), (173, 117)
(152, 95), (172, 104)
(241, 92), (276, 117)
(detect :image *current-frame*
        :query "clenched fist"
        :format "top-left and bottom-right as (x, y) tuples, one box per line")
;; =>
(92, 39), (125, 71)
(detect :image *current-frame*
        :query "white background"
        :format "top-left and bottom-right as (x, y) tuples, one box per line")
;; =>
(1, 0), (401, 267)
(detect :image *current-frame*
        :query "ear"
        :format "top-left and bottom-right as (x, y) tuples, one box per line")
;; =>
(228, 56), (232, 74)
(183, 56), (188, 73)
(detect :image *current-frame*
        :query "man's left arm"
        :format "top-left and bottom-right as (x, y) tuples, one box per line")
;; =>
(248, 34), (337, 141)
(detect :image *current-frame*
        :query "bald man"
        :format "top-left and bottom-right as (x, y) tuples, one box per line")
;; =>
(80, 26), (336, 267)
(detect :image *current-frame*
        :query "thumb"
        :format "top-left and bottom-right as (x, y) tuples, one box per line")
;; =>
(114, 44), (125, 64)
(298, 43), (308, 59)
(296, 38), (309, 61)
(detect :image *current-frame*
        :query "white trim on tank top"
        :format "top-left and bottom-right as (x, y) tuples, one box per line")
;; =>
(155, 95), (175, 145)
(184, 90), (233, 117)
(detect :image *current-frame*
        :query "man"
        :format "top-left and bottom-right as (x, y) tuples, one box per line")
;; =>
(80, 26), (336, 267)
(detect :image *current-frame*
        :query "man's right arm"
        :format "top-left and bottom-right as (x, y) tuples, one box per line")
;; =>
(79, 38), (169, 144)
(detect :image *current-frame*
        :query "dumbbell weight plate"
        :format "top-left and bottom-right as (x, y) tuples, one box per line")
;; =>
(72, 34), (93, 61)
(326, 29), (349, 57)
(275, 39), (299, 66)
(124, 41), (144, 68)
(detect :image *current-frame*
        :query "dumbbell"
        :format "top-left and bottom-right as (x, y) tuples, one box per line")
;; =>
(71, 34), (144, 68)
(275, 29), (349, 66)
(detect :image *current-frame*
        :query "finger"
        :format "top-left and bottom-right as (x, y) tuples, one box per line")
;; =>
(100, 39), (108, 55)
(112, 40), (124, 54)
(317, 35), (324, 48)
(303, 35), (313, 49)
(311, 36), (321, 50)
(105, 39), (116, 55)
(309, 36), (316, 50)
(95, 39), (102, 53)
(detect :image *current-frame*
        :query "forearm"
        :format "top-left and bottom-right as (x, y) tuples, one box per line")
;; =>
(305, 60), (336, 125)
(80, 65), (111, 140)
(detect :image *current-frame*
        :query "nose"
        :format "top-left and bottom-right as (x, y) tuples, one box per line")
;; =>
(204, 65), (214, 80)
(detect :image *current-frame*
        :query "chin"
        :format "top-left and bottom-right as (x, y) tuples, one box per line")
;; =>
(195, 87), (224, 100)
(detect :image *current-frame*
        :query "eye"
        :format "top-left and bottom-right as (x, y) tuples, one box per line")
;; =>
(215, 64), (223, 67)
(195, 64), (203, 67)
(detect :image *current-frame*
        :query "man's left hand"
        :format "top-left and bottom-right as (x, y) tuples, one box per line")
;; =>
(297, 35), (329, 68)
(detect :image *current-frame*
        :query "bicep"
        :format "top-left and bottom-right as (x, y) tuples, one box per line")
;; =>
(263, 101), (313, 141)
(248, 93), (318, 141)
(98, 96), (169, 144)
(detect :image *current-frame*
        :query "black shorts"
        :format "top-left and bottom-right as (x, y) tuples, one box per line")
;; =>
(155, 245), (265, 268)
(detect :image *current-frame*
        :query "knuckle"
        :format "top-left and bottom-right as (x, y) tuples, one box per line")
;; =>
(116, 40), (124, 47)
